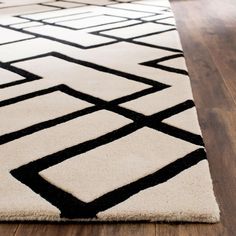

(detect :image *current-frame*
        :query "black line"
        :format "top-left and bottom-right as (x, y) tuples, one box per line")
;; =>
(10, 121), (138, 174)
(0, 51), (193, 152)
(17, 15), (87, 31)
(99, 27), (176, 41)
(8, 116), (140, 220)
(153, 16), (174, 22)
(163, 9), (171, 13)
(156, 122), (204, 146)
(10, 148), (206, 218)
(88, 148), (206, 215)
(154, 21), (175, 27)
(153, 64), (189, 75)
(39, 3), (66, 10)
(147, 54), (184, 64)
(107, 100), (195, 125)
(51, 52), (169, 88)
(37, 11), (91, 21)
(6, 51), (169, 89)
(56, 18), (128, 31)
(1, 13), (176, 50)
(93, 20), (144, 33)
(0, 105), (98, 146)
(0, 83), (107, 108)
(87, 17), (180, 52)
(147, 99), (195, 121)
(6, 52), (53, 65)
(18, 10), (128, 30)
(0, 85), (161, 145)
(0, 61), (42, 89)
(0, 37), (35, 46)
(0, 86), (58, 107)
(55, 12), (128, 23)
(3, 97), (197, 164)
(110, 86), (158, 105)
(92, 28), (180, 53)
(141, 54), (189, 76)
(132, 40), (183, 53)
(11, 166), (87, 217)
(0, 24), (117, 50)
(108, 99), (202, 146)
(54, 13), (103, 23)
(58, 0), (110, 7)
(83, 40), (118, 49)
(91, 28), (183, 53)
(133, 2), (170, 9)
(0, 62), (41, 80)
(51, 0), (87, 9)
(106, 4), (165, 14)
(129, 28), (176, 40)
(18, 13), (130, 31)
(0, 82), (195, 146)
(9, 20), (31, 26)
(0, 78), (32, 89)
(18, 6), (87, 20)
(0, 2), (59, 10)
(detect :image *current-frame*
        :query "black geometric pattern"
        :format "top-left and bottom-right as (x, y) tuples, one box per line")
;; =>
(141, 54), (189, 75)
(0, 0), (208, 220)
(0, 61), (41, 88)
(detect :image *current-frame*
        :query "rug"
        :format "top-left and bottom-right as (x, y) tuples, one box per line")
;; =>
(0, 0), (220, 222)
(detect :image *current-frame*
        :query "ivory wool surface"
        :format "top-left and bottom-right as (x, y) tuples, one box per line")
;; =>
(0, 0), (220, 222)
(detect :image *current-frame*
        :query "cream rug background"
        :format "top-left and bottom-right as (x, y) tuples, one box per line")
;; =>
(0, 0), (220, 222)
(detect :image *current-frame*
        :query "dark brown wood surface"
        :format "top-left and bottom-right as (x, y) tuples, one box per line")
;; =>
(1, 0), (236, 235)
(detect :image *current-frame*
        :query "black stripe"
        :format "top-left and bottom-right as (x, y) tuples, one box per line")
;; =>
(51, 52), (168, 88)
(0, 85), (160, 145)
(148, 100), (195, 121)
(88, 148), (206, 215)
(0, 37), (35, 46)
(0, 61), (42, 89)
(6, 51), (169, 89)
(152, 64), (189, 75)
(92, 28), (180, 53)
(0, 86), (58, 107)
(141, 54), (189, 76)
(10, 148), (206, 218)
(147, 54), (184, 64)
(154, 122), (204, 146)
(0, 106), (98, 145)
(0, 24), (117, 49)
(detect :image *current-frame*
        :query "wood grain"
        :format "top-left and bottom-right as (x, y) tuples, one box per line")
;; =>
(171, 0), (236, 109)
(14, 223), (155, 236)
(1, 0), (236, 235)
(162, 0), (236, 235)
(0, 223), (19, 236)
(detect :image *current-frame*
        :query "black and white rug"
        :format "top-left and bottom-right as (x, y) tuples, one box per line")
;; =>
(0, 0), (220, 222)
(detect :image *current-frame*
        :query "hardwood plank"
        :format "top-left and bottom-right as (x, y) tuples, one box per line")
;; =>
(178, 223), (224, 236)
(0, 223), (19, 236)
(176, 0), (236, 105)
(15, 223), (155, 236)
(156, 223), (224, 236)
(156, 223), (179, 236)
(170, 0), (236, 109)
(197, 109), (236, 236)
(202, 27), (236, 101)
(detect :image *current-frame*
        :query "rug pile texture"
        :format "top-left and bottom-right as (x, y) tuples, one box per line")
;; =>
(0, 0), (220, 222)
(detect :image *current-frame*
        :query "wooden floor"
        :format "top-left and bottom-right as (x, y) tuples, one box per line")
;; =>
(1, 0), (236, 235)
